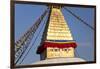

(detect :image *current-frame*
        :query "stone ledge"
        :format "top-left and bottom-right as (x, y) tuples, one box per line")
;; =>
(32, 57), (86, 65)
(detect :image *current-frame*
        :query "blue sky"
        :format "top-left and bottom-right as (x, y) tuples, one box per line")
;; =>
(15, 4), (95, 65)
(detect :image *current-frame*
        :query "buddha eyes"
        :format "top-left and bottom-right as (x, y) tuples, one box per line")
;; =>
(50, 48), (71, 52)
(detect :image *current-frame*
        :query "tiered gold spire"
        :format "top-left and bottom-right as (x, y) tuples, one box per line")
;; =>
(37, 6), (77, 60)
(47, 6), (73, 40)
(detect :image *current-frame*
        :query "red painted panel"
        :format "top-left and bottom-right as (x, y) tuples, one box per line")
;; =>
(37, 41), (77, 54)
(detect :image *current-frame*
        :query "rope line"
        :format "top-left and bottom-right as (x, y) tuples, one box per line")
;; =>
(64, 7), (94, 30)
(18, 9), (50, 64)
(15, 8), (49, 64)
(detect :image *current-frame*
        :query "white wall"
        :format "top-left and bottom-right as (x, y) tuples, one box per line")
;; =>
(0, 0), (100, 69)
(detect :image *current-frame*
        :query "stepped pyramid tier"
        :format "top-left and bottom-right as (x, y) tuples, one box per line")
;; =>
(37, 6), (77, 60)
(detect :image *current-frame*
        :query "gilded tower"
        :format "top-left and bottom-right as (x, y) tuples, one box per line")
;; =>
(37, 5), (77, 60)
